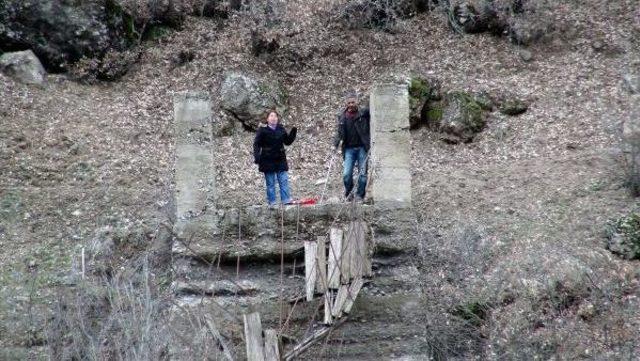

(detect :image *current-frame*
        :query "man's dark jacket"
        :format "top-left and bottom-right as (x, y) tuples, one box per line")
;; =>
(253, 124), (297, 173)
(333, 108), (370, 155)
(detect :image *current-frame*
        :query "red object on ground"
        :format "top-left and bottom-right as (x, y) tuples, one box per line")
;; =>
(293, 197), (317, 206)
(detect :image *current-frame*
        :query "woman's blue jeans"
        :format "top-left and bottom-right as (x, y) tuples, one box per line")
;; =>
(264, 171), (292, 205)
(343, 147), (368, 199)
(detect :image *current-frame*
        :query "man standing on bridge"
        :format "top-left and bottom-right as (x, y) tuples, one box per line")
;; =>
(333, 92), (371, 202)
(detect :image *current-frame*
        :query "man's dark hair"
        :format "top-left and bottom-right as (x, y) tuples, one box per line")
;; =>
(344, 91), (359, 102)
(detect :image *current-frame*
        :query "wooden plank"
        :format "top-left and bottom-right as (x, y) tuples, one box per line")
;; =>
(355, 221), (368, 279)
(332, 284), (350, 318)
(243, 312), (265, 361)
(344, 221), (360, 280)
(324, 291), (334, 325)
(342, 224), (353, 283)
(343, 278), (364, 314)
(304, 240), (318, 301)
(263, 329), (281, 361)
(283, 317), (348, 361)
(204, 315), (235, 361)
(363, 235), (373, 278)
(349, 221), (371, 278)
(361, 222), (372, 277)
(328, 228), (343, 289)
(315, 236), (327, 294)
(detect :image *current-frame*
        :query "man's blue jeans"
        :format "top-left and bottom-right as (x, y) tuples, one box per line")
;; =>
(343, 147), (368, 199)
(264, 171), (292, 205)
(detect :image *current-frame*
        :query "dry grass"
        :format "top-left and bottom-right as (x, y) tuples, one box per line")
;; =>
(46, 255), (232, 360)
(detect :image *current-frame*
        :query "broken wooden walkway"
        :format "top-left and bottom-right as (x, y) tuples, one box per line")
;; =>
(242, 220), (371, 361)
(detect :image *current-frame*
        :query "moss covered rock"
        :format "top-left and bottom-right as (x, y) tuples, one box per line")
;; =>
(473, 92), (494, 111)
(499, 98), (528, 116)
(605, 213), (640, 260)
(408, 77), (431, 128)
(425, 103), (444, 128)
(408, 76), (441, 129)
(439, 91), (488, 143)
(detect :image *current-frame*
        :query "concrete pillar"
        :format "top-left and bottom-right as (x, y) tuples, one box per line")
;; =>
(173, 91), (216, 228)
(370, 83), (412, 209)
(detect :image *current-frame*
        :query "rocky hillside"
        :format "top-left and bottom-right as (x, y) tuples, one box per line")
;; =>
(1, 0), (640, 359)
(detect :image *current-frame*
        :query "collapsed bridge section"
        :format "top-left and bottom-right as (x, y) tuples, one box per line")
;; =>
(170, 83), (426, 360)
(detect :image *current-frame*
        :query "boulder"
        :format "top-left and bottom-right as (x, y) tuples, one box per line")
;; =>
(0, 50), (46, 85)
(449, 0), (506, 34)
(605, 213), (640, 260)
(447, 0), (552, 45)
(0, 0), (119, 71)
(518, 49), (533, 62)
(219, 72), (288, 130)
(438, 92), (488, 143)
(0, 0), (191, 73)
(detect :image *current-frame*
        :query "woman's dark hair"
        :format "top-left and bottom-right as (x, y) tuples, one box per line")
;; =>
(264, 109), (280, 123)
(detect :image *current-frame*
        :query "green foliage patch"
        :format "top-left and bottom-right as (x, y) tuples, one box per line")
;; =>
(605, 213), (640, 260)
(449, 91), (486, 132)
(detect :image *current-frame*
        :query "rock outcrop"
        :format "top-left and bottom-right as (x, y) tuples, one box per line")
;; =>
(219, 72), (288, 130)
(0, 0), (227, 74)
(0, 0), (122, 71)
(439, 92), (488, 143)
(447, 0), (553, 45)
(408, 77), (441, 129)
(605, 213), (640, 260)
(0, 50), (46, 85)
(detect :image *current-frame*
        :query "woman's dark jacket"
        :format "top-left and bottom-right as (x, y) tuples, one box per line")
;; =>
(253, 124), (297, 173)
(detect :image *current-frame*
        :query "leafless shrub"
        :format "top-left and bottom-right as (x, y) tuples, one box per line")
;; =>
(417, 224), (494, 359)
(486, 270), (639, 359)
(71, 49), (142, 83)
(417, 223), (639, 359)
(333, 0), (432, 31)
(47, 258), (167, 360)
(420, 298), (486, 360)
(116, 0), (190, 33)
(46, 254), (227, 360)
(432, 224), (494, 286)
(191, 0), (242, 18)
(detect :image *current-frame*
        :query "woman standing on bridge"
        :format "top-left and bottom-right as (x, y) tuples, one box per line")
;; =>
(253, 110), (297, 207)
